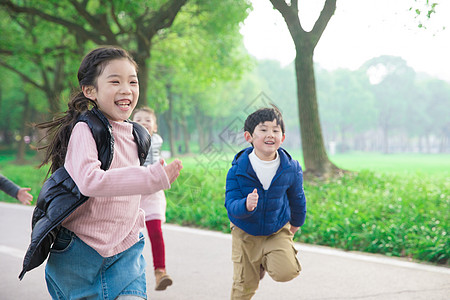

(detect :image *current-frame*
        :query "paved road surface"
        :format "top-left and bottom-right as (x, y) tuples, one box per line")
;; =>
(1, 202), (449, 299)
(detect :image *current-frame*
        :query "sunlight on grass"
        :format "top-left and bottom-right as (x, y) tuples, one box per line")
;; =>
(279, 149), (450, 174)
(329, 153), (450, 174)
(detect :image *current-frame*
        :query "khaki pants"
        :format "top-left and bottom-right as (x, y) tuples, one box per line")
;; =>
(230, 223), (301, 300)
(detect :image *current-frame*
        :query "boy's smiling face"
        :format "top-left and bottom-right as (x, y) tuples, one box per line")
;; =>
(133, 110), (156, 135)
(244, 119), (285, 161)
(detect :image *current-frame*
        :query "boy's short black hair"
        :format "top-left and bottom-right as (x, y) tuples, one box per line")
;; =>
(244, 105), (285, 135)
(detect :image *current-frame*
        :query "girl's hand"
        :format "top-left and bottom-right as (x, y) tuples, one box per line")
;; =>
(17, 188), (33, 205)
(246, 188), (258, 211)
(163, 159), (183, 184)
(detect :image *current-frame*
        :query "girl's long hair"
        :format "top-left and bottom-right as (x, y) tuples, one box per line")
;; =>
(36, 46), (137, 175)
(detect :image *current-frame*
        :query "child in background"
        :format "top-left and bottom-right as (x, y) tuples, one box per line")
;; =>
(133, 107), (173, 291)
(225, 106), (306, 299)
(34, 46), (182, 299)
(0, 174), (33, 205)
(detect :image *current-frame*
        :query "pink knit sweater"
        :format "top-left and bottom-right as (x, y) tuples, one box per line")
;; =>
(63, 121), (170, 257)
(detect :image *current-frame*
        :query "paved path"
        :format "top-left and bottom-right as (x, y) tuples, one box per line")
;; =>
(1, 202), (449, 299)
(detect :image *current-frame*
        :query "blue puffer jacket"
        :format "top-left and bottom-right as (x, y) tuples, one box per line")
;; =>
(225, 147), (307, 236)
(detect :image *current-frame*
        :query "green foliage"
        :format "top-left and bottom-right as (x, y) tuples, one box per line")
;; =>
(147, 0), (252, 113)
(300, 170), (448, 264)
(410, 0), (439, 28)
(0, 0), (252, 154)
(317, 68), (377, 148)
(413, 79), (450, 137)
(165, 167), (230, 232)
(362, 56), (416, 140)
(2, 1), (448, 156)
(0, 4), (80, 114)
(0, 72), (24, 132)
(253, 60), (297, 129)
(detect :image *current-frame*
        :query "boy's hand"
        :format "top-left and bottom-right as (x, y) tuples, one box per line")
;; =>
(290, 225), (299, 234)
(246, 188), (258, 211)
(163, 159), (183, 184)
(17, 188), (33, 205)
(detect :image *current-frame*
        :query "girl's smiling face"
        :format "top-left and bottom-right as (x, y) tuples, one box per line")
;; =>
(83, 58), (139, 122)
(244, 119), (285, 161)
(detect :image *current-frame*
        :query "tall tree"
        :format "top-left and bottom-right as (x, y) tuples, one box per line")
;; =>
(269, 0), (340, 178)
(146, 0), (251, 155)
(0, 9), (78, 114)
(0, 0), (188, 105)
(413, 79), (450, 153)
(361, 55), (415, 153)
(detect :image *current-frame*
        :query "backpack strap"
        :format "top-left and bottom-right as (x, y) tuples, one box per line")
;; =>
(77, 108), (114, 170)
(128, 120), (151, 166)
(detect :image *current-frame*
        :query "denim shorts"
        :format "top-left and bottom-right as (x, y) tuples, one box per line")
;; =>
(45, 227), (147, 300)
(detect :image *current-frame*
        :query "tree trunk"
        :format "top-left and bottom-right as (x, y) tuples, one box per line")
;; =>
(40, 54), (66, 114)
(181, 114), (190, 154)
(134, 37), (151, 108)
(439, 135), (448, 153)
(16, 94), (31, 164)
(196, 114), (205, 151)
(47, 90), (60, 114)
(132, 0), (188, 107)
(163, 83), (176, 157)
(208, 117), (214, 146)
(382, 126), (389, 154)
(271, 0), (340, 178)
(425, 133), (431, 154)
(295, 51), (339, 177)
(418, 135), (423, 153)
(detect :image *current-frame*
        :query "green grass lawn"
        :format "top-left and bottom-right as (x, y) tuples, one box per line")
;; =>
(1, 151), (449, 264)
(278, 150), (450, 175)
(0, 154), (47, 204)
(329, 152), (450, 174)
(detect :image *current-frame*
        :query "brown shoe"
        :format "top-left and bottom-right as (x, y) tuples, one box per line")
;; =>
(155, 269), (173, 291)
(260, 264), (266, 280)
